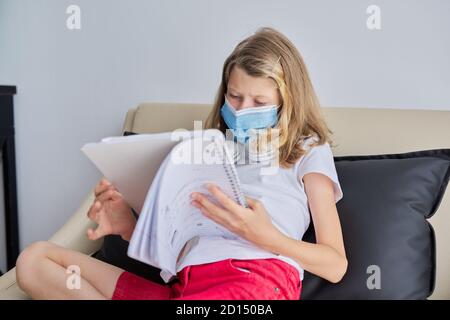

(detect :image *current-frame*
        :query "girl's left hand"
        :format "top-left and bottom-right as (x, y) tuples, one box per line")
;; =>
(190, 183), (282, 251)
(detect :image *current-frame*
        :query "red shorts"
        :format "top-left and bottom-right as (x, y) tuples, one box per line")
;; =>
(111, 258), (302, 300)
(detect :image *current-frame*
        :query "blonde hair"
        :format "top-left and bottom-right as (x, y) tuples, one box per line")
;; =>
(204, 27), (334, 168)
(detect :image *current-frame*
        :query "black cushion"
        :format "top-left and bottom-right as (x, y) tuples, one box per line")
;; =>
(92, 132), (450, 299)
(301, 149), (450, 300)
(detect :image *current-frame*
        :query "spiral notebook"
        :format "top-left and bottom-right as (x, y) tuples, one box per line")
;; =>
(127, 129), (248, 282)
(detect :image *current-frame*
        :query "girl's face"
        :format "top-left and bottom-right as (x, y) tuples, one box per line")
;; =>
(226, 66), (281, 111)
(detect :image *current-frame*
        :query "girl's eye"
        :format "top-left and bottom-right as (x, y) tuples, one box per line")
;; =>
(256, 101), (267, 105)
(230, 94), (241, 100)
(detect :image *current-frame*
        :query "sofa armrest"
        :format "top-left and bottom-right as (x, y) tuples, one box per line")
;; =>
(0, 188), (104, 300)
(48, 188), (103, 253)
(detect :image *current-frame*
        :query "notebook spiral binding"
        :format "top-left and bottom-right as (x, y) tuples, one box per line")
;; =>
(217, 141), (248, 208)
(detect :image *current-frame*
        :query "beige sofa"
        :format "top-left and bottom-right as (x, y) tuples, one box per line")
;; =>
(0, 102), (449, 299)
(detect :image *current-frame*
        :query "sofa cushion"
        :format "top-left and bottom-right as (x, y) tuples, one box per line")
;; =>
(93, 131), (450, 299)
(301, 148), (449, 299)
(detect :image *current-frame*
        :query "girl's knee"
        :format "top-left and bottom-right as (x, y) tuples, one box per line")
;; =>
(16, 241), (54, 290)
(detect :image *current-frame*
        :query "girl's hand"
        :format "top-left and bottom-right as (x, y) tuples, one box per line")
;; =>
(86, 178), (137, 241)
(190, 184), (282, 251)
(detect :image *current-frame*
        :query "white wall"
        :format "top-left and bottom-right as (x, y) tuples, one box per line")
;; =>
(0, 0), (449, 270)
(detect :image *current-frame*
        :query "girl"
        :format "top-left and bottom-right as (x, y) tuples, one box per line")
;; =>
(15, 27), (347, 300)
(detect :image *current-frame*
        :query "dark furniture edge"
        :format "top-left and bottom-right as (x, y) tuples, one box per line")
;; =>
(0, 86), (17, 95)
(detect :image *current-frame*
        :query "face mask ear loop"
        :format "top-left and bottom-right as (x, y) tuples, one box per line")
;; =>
(223, 94), (238, 114)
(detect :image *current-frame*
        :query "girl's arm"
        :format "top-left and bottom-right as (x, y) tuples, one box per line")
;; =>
(262, 172), (348, 283)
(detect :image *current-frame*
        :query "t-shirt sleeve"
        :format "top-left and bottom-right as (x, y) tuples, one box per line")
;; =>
(296, 142), (343, 203)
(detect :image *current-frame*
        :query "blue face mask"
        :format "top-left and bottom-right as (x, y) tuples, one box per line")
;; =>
(220, 95), (279, 144)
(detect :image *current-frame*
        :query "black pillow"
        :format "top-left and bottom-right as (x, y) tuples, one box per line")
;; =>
(301, 149), (450, 300)
(93, 131), (450, 299)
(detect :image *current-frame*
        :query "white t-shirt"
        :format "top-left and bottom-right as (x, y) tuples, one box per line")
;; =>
(165, 135), (344, 283)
